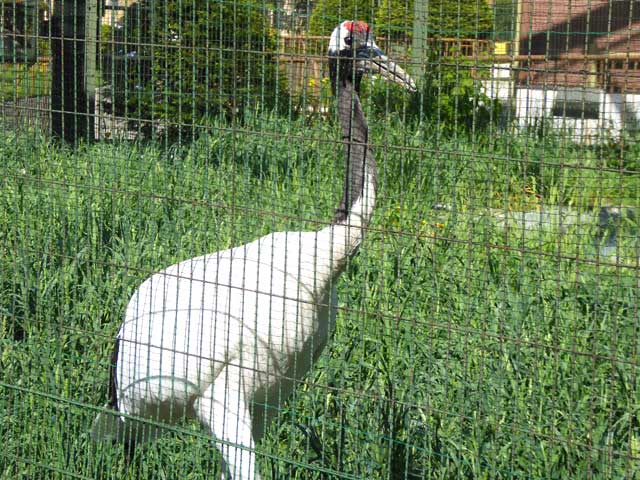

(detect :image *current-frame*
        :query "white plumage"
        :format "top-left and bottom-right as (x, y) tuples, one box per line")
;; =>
(92, 21), (413, 480)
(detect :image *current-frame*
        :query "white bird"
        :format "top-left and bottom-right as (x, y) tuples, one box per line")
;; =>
(92, 20), (415, 479)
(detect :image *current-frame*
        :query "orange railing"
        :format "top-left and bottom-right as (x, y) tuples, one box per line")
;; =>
(0, 57), (50, 101)
(278, 33), (493, 59)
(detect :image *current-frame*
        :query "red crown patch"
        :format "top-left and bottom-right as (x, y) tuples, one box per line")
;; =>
(344, 21), (370, 34)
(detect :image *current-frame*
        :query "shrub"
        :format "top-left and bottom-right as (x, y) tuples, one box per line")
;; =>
(375, 0), (494, 41)
(363, 53), (500, 133)
(105, 0), (285, 138)
(374, 0), (413, 41)
(412, 58), (499, 132)
(308, 0), (376, 36)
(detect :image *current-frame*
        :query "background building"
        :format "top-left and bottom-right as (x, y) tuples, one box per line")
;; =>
(511, 0), (640, 138)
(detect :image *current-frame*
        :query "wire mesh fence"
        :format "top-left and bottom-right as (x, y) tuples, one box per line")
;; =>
(0, 0), (638, 479)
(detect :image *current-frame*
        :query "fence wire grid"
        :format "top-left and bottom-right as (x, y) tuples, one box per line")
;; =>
(0, 0), (639, 479)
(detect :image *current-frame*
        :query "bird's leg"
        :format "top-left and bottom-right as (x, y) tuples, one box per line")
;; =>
(195, 365), (261, 480)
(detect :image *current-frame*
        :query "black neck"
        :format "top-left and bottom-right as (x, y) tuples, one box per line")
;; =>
(329, 54), (364, 96)
(332, 69), (376, 224)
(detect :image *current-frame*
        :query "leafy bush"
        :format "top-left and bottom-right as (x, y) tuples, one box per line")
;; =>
(375, 0), (494, 41)
(104, 0), (285, 138)
(412, 57), (499, 132)
(374, 0), (413, 41)
(308, 0), (376, 35)
(493, 0), (518, 41)
(363, 54), (500, 133)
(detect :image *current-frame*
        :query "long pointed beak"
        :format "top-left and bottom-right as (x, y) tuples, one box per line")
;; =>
(356, 44), (417, 93)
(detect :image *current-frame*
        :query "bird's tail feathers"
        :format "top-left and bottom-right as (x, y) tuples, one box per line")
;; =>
(91, 406), (125, 443)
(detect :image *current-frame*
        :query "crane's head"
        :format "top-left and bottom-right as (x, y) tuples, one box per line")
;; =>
(328, 21), (416, 95)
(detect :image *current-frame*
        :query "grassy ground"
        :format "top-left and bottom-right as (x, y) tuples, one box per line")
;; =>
(0, 114), (638, 479)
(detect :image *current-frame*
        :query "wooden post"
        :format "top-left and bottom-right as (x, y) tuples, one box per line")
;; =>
(85, 0), (98, 139)
(411, 0), (428, 78)
(51, 0), (97, 143)
(513, 0), (522, 92)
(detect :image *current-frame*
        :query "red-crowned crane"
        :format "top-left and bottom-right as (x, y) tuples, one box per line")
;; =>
(92, 20), (415, 479)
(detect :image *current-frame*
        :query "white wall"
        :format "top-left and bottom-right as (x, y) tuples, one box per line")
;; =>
(514, 88), (640, 140)
(481, 65), (640, 141)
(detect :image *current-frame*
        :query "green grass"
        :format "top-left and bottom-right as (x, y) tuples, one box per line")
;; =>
(0, 114), (638, 479)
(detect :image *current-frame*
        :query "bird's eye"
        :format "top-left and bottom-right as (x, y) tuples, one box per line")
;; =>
(344, 36), (352, 46)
